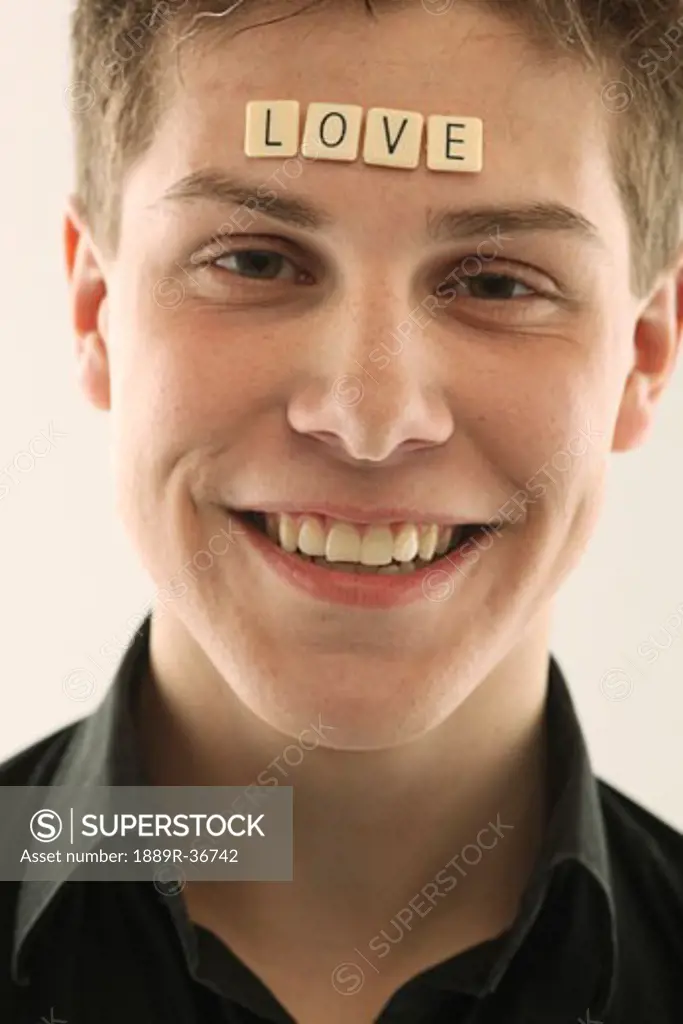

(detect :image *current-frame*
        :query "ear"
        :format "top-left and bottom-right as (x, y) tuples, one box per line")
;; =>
(612, 246), (683, 453)
(64, 195), (111, 411)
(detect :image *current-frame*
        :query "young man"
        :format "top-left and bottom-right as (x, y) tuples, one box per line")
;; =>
(1, 0), (682, 1020)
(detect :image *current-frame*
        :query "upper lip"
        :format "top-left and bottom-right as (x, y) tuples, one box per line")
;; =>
(229, 503), (483, 527)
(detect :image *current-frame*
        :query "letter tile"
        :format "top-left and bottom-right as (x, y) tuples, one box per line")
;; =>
(245, 101), (300, 158)
(427, 115), (484, 172)
(363, 108), (424, 169)
(301, 103), (363, 162)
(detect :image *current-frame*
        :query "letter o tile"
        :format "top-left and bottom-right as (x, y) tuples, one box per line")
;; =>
(301, 103), (364, 162)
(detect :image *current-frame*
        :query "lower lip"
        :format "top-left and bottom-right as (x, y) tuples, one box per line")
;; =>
(232, 512), (477, 609)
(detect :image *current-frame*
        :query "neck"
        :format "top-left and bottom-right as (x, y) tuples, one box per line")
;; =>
(137, 610), (551, 962)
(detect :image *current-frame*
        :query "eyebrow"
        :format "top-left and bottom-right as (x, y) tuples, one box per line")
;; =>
(158, 169), (605, 248)
(158, 170), (329, 230)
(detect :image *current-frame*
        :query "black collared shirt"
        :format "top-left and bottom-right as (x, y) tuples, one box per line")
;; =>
(1, 616), (682, 1023)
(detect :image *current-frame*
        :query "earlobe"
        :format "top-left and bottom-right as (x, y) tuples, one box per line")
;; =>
(64, 194), (111, 412)
(612, 370), (650, 452)
(612, 258), (683, 454)
(78, 329), (111, 411)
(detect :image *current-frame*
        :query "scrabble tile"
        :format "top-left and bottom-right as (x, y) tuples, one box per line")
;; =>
(427, 116), (484, 172)
(301, 103), (364, 162)
(363, 108), (424, 169)
(245, 101), (300, 158)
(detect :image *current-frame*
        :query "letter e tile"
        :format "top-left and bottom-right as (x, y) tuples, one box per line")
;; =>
(427, 116), (483, 172)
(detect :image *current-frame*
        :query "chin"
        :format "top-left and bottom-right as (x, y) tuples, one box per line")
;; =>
(249, 696), (439, 752)
(227, 642), (463, 751)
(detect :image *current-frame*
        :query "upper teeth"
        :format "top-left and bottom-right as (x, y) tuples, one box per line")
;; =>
(266, 514), (456, 565)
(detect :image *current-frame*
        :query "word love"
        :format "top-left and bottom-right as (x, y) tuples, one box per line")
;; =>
(245, 101), (484, 173)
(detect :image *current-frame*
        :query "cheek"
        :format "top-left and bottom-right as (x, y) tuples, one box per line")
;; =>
(466, 330), (621, 502)
(105, 285), (296, 558)
(451, 341), (621, 566)
(108, 288), (282, 461)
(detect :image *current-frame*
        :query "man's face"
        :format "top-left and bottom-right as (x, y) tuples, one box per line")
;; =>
(96, 1), (642, 748)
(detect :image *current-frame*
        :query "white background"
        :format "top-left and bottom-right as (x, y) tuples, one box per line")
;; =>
(1, 2), (681, 828)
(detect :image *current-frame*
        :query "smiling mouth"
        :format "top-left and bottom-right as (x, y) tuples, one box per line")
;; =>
(236, 511), (488, 575)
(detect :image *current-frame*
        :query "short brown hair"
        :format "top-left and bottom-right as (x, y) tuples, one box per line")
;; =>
(70, 0), (683, 296)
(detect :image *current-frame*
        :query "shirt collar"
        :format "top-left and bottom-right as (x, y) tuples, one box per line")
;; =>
(12, 618), (617, 1009)
(482, 654), (617, 1011)
(12, 616), (150, 985)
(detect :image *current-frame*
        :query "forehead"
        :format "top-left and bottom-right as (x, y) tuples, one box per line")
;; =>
(123, 2), (627, 255)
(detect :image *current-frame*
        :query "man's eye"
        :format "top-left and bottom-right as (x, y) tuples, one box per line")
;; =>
(457, 274), (536, 300)
(211, 249), (299, 281)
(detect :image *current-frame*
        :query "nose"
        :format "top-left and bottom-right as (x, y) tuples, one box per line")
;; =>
(287, 294), (454, 466)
